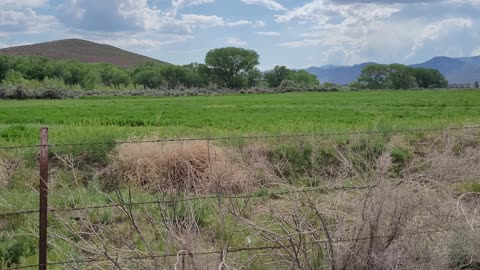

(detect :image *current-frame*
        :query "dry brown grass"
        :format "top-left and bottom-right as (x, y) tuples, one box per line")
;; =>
(0, 154), (17, 186)
(107, 140), (257, 194)
(405, 130), (480, 183)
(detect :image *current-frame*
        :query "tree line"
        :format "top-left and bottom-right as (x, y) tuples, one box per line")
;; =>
(0, 47), (319, 91)
(353, 63), (449, 90)
(1, 47), (454, 93)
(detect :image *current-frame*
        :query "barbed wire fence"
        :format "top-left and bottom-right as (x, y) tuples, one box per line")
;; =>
(1, 125), (479, 269)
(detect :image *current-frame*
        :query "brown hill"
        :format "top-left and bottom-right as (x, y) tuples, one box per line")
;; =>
(0, 39), (169, 68)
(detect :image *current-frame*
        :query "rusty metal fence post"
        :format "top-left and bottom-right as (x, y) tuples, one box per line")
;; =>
(39, 127), (49, 270)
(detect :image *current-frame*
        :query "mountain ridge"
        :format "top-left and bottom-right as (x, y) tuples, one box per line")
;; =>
(0, 39), (169, 69)
(306, 56), (480, 85)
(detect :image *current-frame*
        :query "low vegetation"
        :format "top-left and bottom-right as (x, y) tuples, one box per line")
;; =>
(0, 87), (479, 268)
(106, 140), (255, 194)
(0, 128), (479, 269)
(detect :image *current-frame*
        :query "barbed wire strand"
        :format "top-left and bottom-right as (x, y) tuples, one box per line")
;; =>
(1, 125), (479, 150)
(0, 185), (375, 217)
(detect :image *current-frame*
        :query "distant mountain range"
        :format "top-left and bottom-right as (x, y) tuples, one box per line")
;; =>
(0, 39), (169, 69)
(306, 56), (480, 85)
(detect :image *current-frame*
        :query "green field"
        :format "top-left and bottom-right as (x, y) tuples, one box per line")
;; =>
(1, 89), (480, 146)
(2, 89), (480, 269)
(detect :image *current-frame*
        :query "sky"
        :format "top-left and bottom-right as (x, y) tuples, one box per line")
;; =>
(0, 0), (479, 70)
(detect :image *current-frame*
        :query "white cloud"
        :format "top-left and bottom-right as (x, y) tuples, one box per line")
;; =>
(275, 0), (403, 64)
(94, 34), (193, 48)
(276, 0), (399, 23)
(0, 0), (45, 9)
(279, 39), (322, 48)
(0, 8), (56, 33)
(179, 14), (251, 28)
(256, 31), (281, 36)
(172, 0), (215, 9)
(58, 0), (188, 33)
(179, 14), (225, 28)
(227, 20), (252, 26)
(410, 18), (473, 56)
(225, 37), (247, 47)
(240, 0), (286, 11)
(169, 0), (216, 17)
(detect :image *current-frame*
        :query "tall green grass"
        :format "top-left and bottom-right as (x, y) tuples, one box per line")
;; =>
(0, 90), (479, 148)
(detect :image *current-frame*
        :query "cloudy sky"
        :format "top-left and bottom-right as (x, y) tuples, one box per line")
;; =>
(0, 0), (478, 69)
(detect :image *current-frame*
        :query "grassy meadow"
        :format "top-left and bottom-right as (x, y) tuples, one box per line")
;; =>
(1, 89), (480, 147)
(1, 89), (480, 269)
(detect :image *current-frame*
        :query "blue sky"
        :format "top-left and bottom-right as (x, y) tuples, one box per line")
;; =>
(0, 0), (479, 69)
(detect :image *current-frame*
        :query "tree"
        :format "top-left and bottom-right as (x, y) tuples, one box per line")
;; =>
(63, 60), (88, 85)
(12, 56), (48, 81)
(133, 69), (163, 89)
(3, 70), (25, 85)
(286, 70), (320, 87)
(81, 70), (101, 90)
(181, 63), (210, 88)
(205, 47), (259, 89)
(410, 67), (448, 88)
(160, 66), (186, 89)
(264, 66), (291, 88)
(100, 64), (130, 88)
(246, 68), (262, 87)
(475, 81), (479, 88)
(111, 69), (131, 88)
(0, 55), (9, 82)
(387, 64), (416, 90)
(357, 64), (389, 89)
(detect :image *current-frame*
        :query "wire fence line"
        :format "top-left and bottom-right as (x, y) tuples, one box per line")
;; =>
(2, 125), (479, 269)
(5, 224), (478, 270)
(1, 125), (480, 151)
(0, 185), (376, 218)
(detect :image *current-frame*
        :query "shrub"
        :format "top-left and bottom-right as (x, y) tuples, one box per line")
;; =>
(105, 140), (254, 194)
(268, 143), (339, 184)
(277, 80), (298, 92)
(34, 87), (69, 99)
(343, 138), (386, 176)
(4, 86), (33, 100)
(448, 231), (480, 269)
(0, 236), (36, 268)
(161, 199), (213, 229)
(390, 147), (412, 174)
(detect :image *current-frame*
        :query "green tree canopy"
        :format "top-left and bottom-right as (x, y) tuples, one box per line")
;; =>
(410, 67), (448, 88)
(286, 70), (320, 87)
(387, 64), (416, 90)
(246, 68), (262, 87)
(357, 64), (389, 89)
(160, 65), (186, 89)
(264, 66), (291, 88)
(357, 64), (448, 90)
(181, 63), (210, 88)
(205, 47), (259, 89)
(133, 69), (163, 89)
(0, 55), (10, 82)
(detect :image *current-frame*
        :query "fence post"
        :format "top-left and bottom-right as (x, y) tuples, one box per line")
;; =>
(39, 127), (49, 270)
